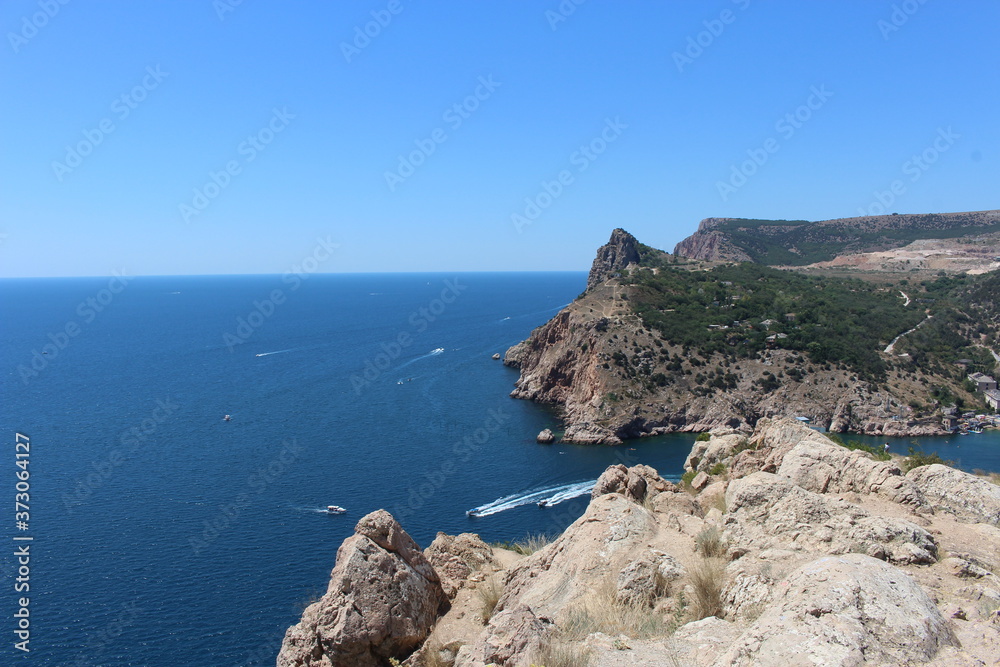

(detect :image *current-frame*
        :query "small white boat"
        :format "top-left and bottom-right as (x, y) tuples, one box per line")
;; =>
(537, 500), (548, 508)
(326, 505), (346, 514)
(223, 414), (231, 422)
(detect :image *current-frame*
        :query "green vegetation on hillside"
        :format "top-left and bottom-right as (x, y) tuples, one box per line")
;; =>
(622, 262), (924, 381)
(619, 261), (1000, 384)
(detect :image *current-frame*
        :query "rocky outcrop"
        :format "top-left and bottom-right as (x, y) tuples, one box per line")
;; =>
(587, 228), (640, 289)
(591, 463), (672, 502)
(673, 219), (753, 262)
(276, 511), (448, 667)
(424, 532), (495, 600)
(715, 554), (960, 666)
(535, 428), (555, 444)
(725, 472), (937, 565)
(907, 463), (1000, 525)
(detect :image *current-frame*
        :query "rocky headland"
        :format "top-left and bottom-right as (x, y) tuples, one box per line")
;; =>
(276, 418), (1000, 666)
(502, 226), (1000, 444)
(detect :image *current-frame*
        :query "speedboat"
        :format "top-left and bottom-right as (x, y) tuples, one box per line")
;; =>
(466, 509), (480, 517)
(537, 500), (548, 508)
(326, 505), (346, 514)
(223, 414), (231, 422)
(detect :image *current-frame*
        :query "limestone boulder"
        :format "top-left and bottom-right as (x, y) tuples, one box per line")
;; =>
(778, 439), (929, 509)
(684, 433), (747, 473)
(535, 428), (556, 444)
(277, 510), (449, 667)
(591, 463), (667, 503)
(453, 604), (550, 667)
(725, 472), (937, 565)
(714, 554), (960, 666)
(424, 532), (495, 600)
(906, 464), (1000, 525)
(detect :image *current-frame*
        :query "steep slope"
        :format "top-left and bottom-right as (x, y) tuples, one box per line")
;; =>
(674, 209), (1000, 265)
(505, 229), (1000, 443)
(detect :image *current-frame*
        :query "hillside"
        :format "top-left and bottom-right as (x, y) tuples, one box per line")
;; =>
(504, 228), (1000, 443)
(674, 209), (1000, 266)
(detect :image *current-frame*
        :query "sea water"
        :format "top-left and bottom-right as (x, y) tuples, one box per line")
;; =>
(1, 272), (998, 665)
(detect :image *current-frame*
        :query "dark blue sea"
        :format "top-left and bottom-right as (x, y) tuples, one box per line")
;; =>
(1, 273), (998, 666)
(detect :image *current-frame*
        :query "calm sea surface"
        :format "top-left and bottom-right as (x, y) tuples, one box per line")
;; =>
(1, 272), (997, 665)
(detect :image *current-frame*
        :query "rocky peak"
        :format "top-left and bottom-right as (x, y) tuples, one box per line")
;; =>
(276, 510), (448, 667)
(587, 228), (640, 289)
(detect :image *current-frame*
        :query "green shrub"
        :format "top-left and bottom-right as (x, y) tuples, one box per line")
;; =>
(708, 462), (726, 476)
(695, 432), (711, 442)
(680, 471), (696, 487)
(902, 446), (952, 472)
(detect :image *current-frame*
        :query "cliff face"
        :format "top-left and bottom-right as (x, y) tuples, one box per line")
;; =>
(504, 226), (999, 444)
(586, 227), (641, 289)
(673, 209), (1000, 264)
(278, 419), (1000, 666)
(504, 283), (947, 444)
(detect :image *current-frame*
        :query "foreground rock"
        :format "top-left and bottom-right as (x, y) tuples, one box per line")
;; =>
(715, 554), (959, 666)
(277, 511), (448, 667)
(535, 428), (555, 444)
(907, 463), (1000, 525)
(280, 421), (1000, 666)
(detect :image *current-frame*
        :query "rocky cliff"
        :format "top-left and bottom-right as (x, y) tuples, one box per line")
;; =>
(277, 419), (1000, 666)
(673, 209), (1000, 264)
(587, 228), (642, 289)
(503, 227), (998, 443)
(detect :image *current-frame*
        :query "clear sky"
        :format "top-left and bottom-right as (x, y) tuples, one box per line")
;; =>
(1, 1), (997, 277)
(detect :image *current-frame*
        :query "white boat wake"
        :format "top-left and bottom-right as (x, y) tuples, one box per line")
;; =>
(467, 480), (596, 517)
(255, 348), (298, 357)
(395, 347), (445, 370)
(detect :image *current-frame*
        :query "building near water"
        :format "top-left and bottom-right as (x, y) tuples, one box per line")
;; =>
(968, 373), (997, 392)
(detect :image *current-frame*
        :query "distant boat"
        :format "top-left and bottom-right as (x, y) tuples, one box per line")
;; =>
(537, 500), (548, 508)
(326, 505), (346, 514)
(223, 414), (231, 422)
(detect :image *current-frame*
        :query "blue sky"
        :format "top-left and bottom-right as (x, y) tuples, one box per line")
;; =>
(1, 0), (997, 277)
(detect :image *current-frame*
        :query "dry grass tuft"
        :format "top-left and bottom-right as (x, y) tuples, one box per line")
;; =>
(531, 636), (593, 667)
(476, 575), (503, 623)
(694, 526), (727, 558)
(689, 557), (727, 620)
(562, 581), (669, 640)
